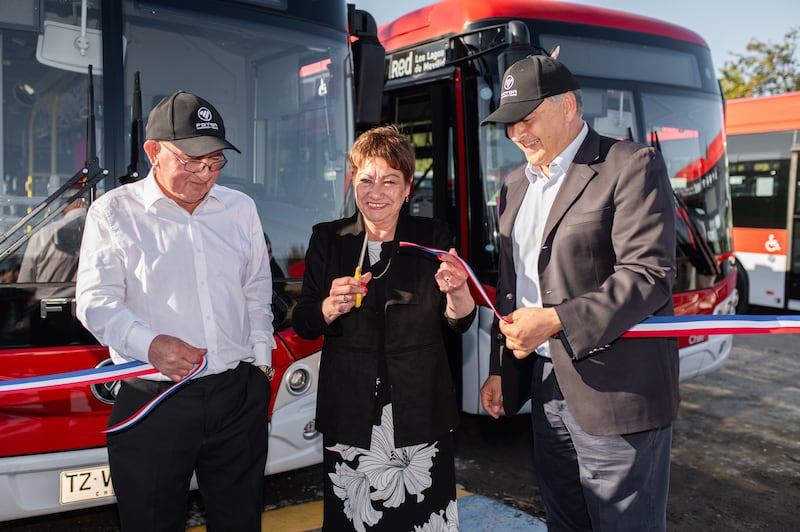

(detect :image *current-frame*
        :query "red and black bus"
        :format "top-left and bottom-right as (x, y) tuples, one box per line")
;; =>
(0, 0), (382, 520)
(359, 0), (738, 414)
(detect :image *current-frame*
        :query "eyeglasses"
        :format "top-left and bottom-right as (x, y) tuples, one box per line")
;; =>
(160, 142), (227, 174)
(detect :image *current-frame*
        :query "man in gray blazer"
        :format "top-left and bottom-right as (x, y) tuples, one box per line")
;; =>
(480, 55), (679, 531)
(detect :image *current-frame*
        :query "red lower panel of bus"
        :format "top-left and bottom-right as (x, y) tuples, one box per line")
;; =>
(480, 272), (737, 351)
(0, 332), (322, 458)
(673, 272), (737, 349)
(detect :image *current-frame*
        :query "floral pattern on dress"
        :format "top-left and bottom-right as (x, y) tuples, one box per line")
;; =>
(327, 403), (457, 530)
(329, 461), (383, 531)
(414, 500), (460, 532)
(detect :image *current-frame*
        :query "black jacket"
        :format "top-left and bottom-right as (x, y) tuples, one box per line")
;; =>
(293, 212), (475, 448)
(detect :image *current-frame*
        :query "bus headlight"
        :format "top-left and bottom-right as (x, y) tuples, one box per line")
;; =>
(287, 367), (312, 395)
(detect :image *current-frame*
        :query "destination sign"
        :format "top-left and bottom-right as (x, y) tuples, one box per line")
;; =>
(387, 40), (449, 80)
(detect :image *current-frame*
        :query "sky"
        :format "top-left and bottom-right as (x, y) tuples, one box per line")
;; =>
(355, 0), (799, 72)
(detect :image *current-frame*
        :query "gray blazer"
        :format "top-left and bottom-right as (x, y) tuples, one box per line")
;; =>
(490, 127), (680, 436)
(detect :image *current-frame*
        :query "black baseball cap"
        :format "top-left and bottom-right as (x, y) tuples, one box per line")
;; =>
(146, 91), (240, 156)
(480, 55), (580, 126)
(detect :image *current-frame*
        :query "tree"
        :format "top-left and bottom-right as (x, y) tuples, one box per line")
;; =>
(719, 27), (800, 99)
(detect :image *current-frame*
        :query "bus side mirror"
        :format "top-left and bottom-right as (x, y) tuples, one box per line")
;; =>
(348, 5), (385, 129)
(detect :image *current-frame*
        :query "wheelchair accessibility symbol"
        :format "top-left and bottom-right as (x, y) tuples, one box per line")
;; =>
(765, 234), (781, 253)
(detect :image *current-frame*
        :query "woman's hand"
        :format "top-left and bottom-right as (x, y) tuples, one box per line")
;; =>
(322, 271), (372, 324)
(436, 248), (475, 319)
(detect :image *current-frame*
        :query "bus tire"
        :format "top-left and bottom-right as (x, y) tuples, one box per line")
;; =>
(735, 259), (750, 314)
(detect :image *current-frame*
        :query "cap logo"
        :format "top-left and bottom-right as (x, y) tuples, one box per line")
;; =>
(197, 107), (213, 121)
(196, 106), (220, 131)
(501, 74), (517, 100)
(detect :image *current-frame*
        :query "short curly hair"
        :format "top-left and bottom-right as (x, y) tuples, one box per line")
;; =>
(348, 125), (415, 185)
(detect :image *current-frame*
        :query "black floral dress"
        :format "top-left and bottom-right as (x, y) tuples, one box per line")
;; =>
(321, 241), (459, 531)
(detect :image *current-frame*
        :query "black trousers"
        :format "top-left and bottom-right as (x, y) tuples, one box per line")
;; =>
(107, 362), (270, 532)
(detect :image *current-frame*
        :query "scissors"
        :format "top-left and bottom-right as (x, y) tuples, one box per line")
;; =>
(354, 232), (369, 308)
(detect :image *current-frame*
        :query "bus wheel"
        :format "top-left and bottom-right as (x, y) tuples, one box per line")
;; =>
(735, 260), (750, 314)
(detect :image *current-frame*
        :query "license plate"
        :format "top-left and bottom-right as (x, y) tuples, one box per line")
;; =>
(59, 466), (115, 504)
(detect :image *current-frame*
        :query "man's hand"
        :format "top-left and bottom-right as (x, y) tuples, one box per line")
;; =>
(480, 375), (504, 419)
(499, 307), (562, 359)
(148, 334), (207, 382)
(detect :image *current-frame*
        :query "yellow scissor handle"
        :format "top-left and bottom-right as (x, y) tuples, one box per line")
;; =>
(354, 266), (363, 307)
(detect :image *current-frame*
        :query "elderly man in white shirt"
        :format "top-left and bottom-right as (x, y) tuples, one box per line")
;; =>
(76, 90), (274, 532)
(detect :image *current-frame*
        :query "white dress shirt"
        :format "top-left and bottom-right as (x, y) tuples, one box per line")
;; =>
(76, 170), (275, 378)
(512, 122), (588, 357)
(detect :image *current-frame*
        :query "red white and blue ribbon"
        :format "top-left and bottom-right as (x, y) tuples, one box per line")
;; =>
(0, 359), (158, 393)
(623, 314), (800, 337)
(399, 240), (800, 336)
(399, 241), (511, 323)
(104, 356), (208, 434)
(3, 244), (800, 431)
(0, 356), (208, 433)
(2, 314), (793, 398)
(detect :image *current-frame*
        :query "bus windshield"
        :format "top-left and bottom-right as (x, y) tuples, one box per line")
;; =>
(121, 3), (352, 276)
(1, 0), (353, 288)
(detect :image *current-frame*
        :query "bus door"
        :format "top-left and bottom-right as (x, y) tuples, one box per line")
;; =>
(787, 145), (800, 307)
(383, 78), (479, 399)
(729, 137), (794, 310)
(385, 82), (457, 235)
(383, 58), (508, 412)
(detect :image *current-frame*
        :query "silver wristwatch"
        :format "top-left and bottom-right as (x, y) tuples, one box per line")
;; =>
(257, 365), (275, 381)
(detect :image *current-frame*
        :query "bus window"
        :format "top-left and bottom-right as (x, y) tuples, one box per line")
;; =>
(582, 89), (637, 141)
(478, 75), (524, 257)
(642, 92), (730, 256)
(729, 161), (789, 229)
(121, 2), (351, 277)
(539, 34), (712, 91)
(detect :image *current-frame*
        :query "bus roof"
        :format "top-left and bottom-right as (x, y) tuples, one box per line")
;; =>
(726, 91), (800, 136)
(378, 0), (708, 52)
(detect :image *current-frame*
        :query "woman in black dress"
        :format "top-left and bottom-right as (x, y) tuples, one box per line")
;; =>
(293, 125), (476, 531)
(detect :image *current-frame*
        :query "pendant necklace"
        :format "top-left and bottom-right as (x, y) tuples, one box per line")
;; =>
(367, 240), (392, 279)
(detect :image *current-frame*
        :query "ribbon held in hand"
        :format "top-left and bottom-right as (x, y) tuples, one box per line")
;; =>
(399, 241), (510, 322)
(398, 240), (800, 336)
(104, 356), (208, 433)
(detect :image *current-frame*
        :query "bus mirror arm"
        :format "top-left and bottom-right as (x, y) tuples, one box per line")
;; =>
(446, 21), (546, 73)
(0, 162), (107, 263)
(348, 5), (385, 129)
